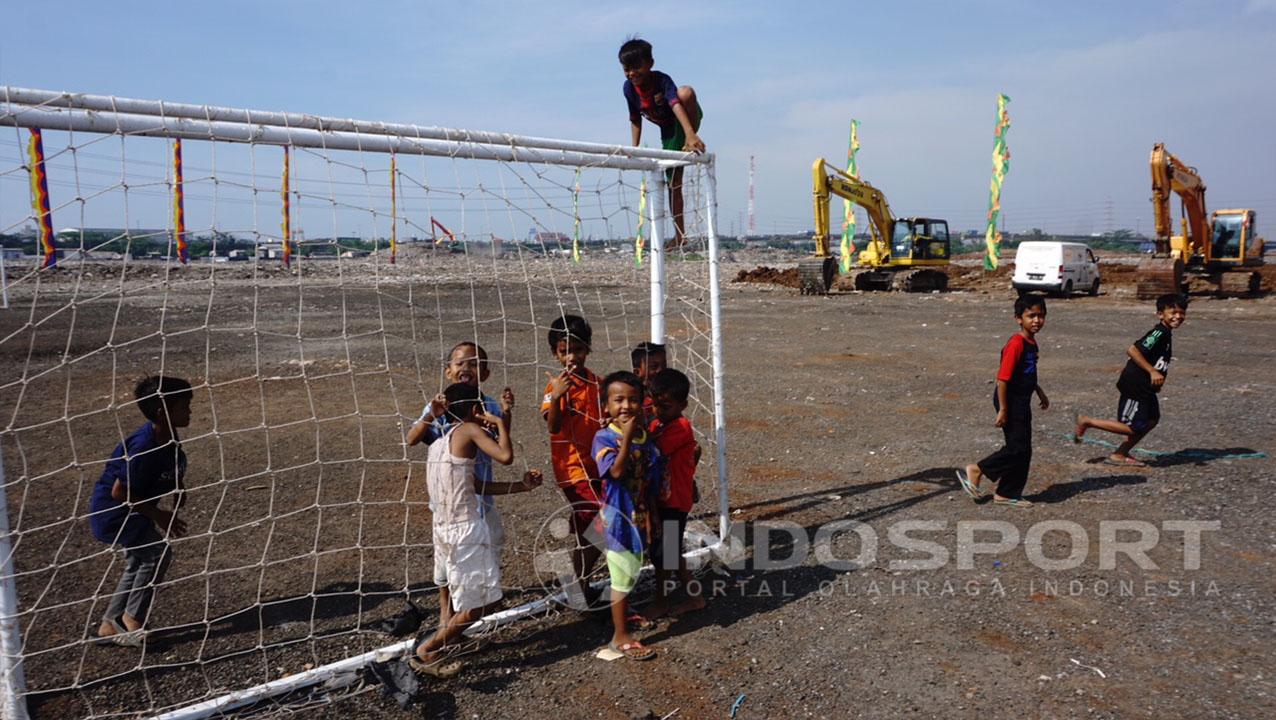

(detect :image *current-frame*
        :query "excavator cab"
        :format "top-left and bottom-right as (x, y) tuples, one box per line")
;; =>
(1209, 209), (1263, 265)
(893, 219), (950, 263)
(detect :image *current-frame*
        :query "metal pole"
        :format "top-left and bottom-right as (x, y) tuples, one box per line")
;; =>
(1, 87), (709, 167)
(702, 161), (731, 542)
(0, 250), (8, 310)
(0, 106), (689, 173)
(648, 171), (668, 344)
(0, 447), (30, 720)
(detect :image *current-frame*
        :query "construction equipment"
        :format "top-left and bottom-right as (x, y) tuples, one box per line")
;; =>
(1138, 143), (1264, 298)
(798, 158), (950, 294)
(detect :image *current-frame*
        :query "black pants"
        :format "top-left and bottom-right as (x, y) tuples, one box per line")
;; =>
(977, 396), (1032, 499)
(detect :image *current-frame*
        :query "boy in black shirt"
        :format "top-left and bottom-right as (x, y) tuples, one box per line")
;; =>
(1074, 294), (1187, 466)
(957, 295), (1050, 508)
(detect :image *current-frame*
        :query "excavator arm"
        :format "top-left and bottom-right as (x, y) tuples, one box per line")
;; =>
(811, 158), (895, 264)
(1149, 143), (1209, 259)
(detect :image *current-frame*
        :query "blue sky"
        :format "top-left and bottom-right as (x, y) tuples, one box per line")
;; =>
(3, 0), (1275, 238)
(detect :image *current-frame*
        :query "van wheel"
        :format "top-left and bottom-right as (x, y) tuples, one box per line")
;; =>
(1089, 279), (1100, 296)
(1064, 280), (1073, 295)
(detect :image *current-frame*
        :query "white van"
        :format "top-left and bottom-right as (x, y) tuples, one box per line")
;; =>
(1012, 241), (1101, 296)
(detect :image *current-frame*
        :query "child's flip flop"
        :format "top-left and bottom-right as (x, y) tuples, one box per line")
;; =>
(408, 656), (465, 678)
(955, 470), (983, 501)
(1103, 455), (1148, 467)
(608, 640), (656, 661)
(993, 497), (1035, 508)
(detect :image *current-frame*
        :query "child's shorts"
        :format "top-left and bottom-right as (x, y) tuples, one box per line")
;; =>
(1117, 393), (1160, 434)
(433, 521), (503, 612)
(649, 508), (689, 572)
(606, 550), (643, 594)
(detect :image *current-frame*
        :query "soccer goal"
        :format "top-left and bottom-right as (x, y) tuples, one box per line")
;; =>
(0, 87), (729, 718)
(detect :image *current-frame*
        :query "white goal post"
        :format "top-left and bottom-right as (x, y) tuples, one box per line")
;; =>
(0, 87), (730, 718)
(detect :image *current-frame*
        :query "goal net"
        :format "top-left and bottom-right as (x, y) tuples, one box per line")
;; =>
(0, 87), (729, 718)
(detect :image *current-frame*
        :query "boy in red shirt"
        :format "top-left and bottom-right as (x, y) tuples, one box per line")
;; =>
(540, 314), (606, 605)
(643, 368), (705, 618)
(957, 296), (1049, 507)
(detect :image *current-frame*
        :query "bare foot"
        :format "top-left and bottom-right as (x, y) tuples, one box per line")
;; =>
(670, 595), (706, 616)
(964, 464), (983, 493)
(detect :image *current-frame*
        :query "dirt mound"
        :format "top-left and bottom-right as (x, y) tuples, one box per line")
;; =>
(734, 265), (800, 288)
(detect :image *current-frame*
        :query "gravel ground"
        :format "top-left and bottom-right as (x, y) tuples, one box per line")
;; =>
(2, 251), (1273, 719)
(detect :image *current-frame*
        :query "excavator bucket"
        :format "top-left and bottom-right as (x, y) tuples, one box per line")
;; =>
(797, 256), (838, 295)
(1136, 257), (1184, 300)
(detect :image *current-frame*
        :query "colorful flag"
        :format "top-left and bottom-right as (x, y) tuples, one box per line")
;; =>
(571, 169), (582, 264)
(839, 119), (861, 273)
(389, 155), (397, 264)
(27, 129), (55, 268)
(172, 139), (188, 264)
(634, 177), (647, 267)
(984, 94), (1011, 271)
(281, 147), (292, 268)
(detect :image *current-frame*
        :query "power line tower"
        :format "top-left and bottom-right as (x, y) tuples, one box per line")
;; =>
(747, 155), (756, 235)
(1104, 196), (1115, 235)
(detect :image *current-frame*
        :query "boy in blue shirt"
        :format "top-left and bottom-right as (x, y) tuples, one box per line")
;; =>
(89, 375), (193, 646)
(592, 371), (664, 661)
(620, 37), (704, 247)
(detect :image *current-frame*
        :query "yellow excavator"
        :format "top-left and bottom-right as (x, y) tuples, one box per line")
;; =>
(1138, 143), (1264, 299)
(798, 158), (950, 294)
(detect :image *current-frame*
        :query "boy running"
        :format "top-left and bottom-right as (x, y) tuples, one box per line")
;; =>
(619, 37), (704, 247)
(1074, 294), (1186, 466)
(957, 296), (1050, 507)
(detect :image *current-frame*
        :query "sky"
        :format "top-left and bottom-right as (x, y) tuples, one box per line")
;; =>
(2, 0), (1275, 239)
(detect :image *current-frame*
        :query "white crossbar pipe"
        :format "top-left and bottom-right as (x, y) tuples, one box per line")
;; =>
(0, 106), (689, 173)
(1, 86), (707, 166)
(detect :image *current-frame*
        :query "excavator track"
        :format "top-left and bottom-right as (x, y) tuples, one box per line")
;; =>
(895, 268), (949, 293)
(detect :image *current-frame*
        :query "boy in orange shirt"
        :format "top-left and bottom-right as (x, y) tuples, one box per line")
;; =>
(541, 314), (605, 606)
(642, 368), (704, 618)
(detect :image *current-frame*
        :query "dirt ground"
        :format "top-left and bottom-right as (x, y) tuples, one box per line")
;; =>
(2, 250), (1274, 719)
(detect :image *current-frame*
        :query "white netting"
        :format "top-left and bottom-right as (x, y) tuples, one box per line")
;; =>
(0, 89), (726, 718)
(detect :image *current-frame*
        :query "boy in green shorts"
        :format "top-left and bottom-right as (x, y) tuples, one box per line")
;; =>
(620, 37), (704, 247)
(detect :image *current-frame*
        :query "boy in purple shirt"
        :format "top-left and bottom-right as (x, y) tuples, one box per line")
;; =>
(89, 375), (193, 646)
(620, 37), (704, 248)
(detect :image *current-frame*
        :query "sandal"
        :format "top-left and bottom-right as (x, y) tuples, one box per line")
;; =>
(993, 497), (1034, 508)
(626, 613), (656, 631)
(407, 655), (465, 679)
(608, 640), (656, 661)
(97, 616), (144, 648)
(1103, 455), (1148, 467)
(955, 470), (983, 500)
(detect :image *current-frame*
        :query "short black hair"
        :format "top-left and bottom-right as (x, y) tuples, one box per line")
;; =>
(648, 368), (690, 404)
(1014, 294), (1047, 317)
(618, 37), (653, 69)
(447, 341), (489, 364)
(135, 375), (193, 422)
(601, 370), (644, 400)
(630, 341), (666, 370)
(443, 382), (483, 423)
(547, 314), (592, 351)
(1156, 293), (1188, 312)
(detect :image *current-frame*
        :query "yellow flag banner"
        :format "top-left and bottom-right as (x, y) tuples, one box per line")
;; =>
(984, 94), (1011, 270)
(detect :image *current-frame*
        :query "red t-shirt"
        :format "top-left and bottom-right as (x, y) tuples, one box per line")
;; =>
(650, 416), (697, 512)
